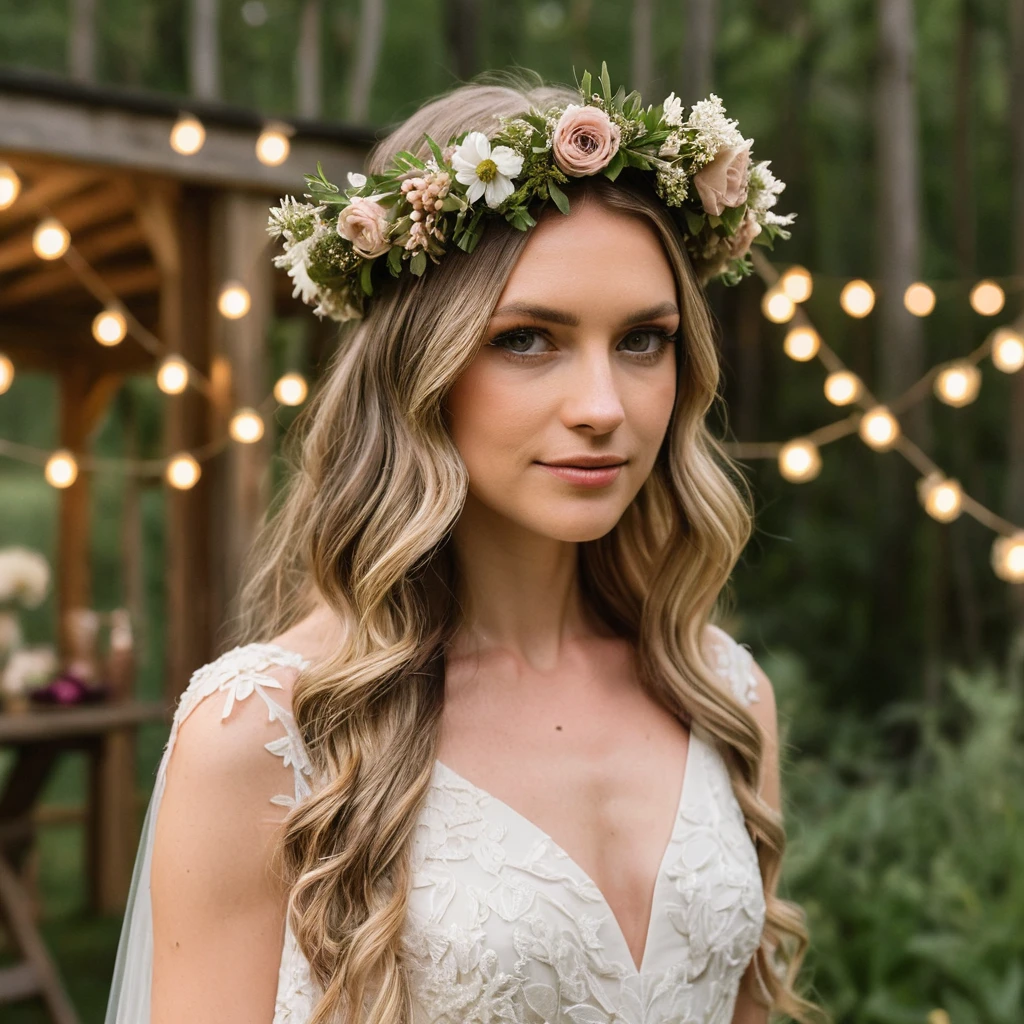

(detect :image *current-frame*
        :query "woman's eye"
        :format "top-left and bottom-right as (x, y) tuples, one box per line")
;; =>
(619, 330), (670, 355)
(489, 329), (549, 357)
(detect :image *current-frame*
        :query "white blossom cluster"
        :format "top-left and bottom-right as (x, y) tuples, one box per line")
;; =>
(0, 547), (50, 608)
(746, 160), (797, 226)
(683, 93), (748, 168)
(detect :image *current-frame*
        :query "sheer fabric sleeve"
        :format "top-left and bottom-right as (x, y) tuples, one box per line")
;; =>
(704, 622), (761, 708)
(104, 644), (311, 1024)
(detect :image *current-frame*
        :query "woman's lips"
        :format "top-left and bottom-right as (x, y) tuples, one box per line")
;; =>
(536, 463), (624, 487)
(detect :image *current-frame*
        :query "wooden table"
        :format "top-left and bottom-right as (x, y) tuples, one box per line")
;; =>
(0, 699), (168, 1024)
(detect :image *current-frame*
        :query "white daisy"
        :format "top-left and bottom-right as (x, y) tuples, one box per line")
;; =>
(450, 131), (523, 208)
(346, 171), (367, 187)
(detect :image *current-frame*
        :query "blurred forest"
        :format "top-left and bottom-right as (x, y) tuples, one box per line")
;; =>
(1, 1), (1023, 1022)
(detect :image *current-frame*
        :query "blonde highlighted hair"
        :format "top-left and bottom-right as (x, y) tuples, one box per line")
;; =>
(238, 68), (822, 1024)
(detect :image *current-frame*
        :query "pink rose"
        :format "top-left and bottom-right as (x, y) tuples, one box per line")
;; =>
(692, 140), (752, 216)
(337, 197), (390, 258)
(551, 104), (621, 177)
(725, 212), (762, 259)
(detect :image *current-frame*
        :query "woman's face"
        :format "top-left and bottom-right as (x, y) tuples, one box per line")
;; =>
(446, 198), (680, 543)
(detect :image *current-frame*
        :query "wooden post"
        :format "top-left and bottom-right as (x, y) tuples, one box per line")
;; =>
(210, 191), (274, 632)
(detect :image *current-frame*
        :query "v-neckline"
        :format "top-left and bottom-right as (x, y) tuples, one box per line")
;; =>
(433, 728), (702, 976)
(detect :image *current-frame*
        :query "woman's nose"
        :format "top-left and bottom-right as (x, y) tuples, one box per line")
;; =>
(560, 348), (626, 434)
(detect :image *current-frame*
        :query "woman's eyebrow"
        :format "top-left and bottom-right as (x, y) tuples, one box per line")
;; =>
(490, 300), (679, 327)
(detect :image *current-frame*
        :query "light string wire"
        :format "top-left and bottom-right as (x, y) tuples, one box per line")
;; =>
(719, 249), (1024, 541)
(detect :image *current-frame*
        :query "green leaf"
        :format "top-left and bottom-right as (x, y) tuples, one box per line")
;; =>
(580, 70), (592, 99)
(424, 133), (447, 167)
(359, 259), (374, 296)
(410, 250), (427, 276)
(623, 90), (642, 116)
(611, 84), (626, 111)
(548, 179), (571, 215)
(683, 208), (706, 235)
(603, 149), (625, 181)
(395, 149), (426, 170)
(386, 245), (403, 277)
(600, 62), (612, 105)
(440, 194), (462, 212)
(720, 204), (745, 233)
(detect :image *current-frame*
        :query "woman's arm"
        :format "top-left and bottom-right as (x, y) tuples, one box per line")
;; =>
(150, 674), (297, 1024)
(731, 658), (780, 1024)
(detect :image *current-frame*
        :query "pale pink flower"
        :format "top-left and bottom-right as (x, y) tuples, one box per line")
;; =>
(551, 103), (621, 177)
(692, 140), (753, 216)
(725, 211), (763, 259)
(336, 197), (390, 258)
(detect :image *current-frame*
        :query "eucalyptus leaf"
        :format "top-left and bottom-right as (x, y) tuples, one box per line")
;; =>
(580, 70), (592, 98)
(548, 180), (571, 215)
(600, 62), (612, 105)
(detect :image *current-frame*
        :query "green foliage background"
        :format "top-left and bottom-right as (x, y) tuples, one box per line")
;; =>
(0, 1), (1022, 1022)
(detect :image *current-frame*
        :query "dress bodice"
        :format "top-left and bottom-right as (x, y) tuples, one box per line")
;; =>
(157, 626), (765, 1024)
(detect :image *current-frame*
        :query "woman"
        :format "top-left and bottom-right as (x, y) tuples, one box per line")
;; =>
(105, 66), (822, 1024)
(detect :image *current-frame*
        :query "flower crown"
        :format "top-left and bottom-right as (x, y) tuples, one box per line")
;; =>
(267, 62), (795, 323)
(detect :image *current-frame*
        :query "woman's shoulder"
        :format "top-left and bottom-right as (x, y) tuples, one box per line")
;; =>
(701, 621), (761, 708)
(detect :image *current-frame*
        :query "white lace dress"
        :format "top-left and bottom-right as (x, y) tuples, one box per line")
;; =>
(105, 625), (766, 1024)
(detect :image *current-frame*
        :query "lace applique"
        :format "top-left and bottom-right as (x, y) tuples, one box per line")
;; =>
(705, 624), (760, 708)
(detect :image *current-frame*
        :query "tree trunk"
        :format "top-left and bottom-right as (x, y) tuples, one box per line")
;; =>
(1009, 0), (1024, 629)
(444, 0), (481, 82)
(68, 0), (98, 83)
(348, 0), (386, 123)
(632, 0), (654, 97)
(189, 0), (220, 100)
(296, 0), (322, 120)
(680, 0), (717, 107)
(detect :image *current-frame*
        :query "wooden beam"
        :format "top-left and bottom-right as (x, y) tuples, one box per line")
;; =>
(0, 220), (147, 308)
(0, 166), (105, 230)
(0, 183), (134, 274)
(0, 264), (160, 313)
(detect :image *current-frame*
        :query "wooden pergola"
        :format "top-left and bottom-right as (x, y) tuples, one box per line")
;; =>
(0, 66), (375, 698)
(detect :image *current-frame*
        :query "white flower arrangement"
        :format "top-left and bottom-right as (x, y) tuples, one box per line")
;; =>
(267, 62), (795, 322)
(2, 645), (57, 697)
(0, 546), (50, 608)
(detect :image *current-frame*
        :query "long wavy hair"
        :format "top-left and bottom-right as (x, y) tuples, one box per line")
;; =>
(238, 69), (822, 1024)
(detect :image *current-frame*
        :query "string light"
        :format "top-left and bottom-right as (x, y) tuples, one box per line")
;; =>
(824, 370), (862, 406)
(0, 354), (13, 395)
(840, 279), (875, 318)
(991, 328), (1024, 374)
(917, 472), (962, 523)
(44, 450), (78, 488)
(92, 308), (127, 347)
(229, 408), (264, 443)
(255, 123), (291, 167)
(217, 282), (251, 319)
(761, 287), (796, 323)
(969, 280), (1004, 317)
(904, 282), (936, 317)
(778, 438), (822, 483)
(992, 532), (1024, 583)
(170, 114), (206, 155)
(783, 326), (820, 362)
(166, 453), (201, 490)
(32, 218), (70, 260)
(779, 266), (813, 303)
(858, 405), (900, 451)
(156, 356), (189, 395)
(0, 163), (21, 210)
(273, 372), (308, 406)
(934, 361), (981, 407)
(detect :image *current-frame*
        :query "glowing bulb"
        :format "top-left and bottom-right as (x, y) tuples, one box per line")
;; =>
(92, 308), (127, 346)
(166, 453), (201, 490)
(45, 450), (78, 488)
(217, 282), (251, 319)
(0, 164), (21, 210)
(156, 357), (189, 395)
(170, 114), (205, 155)
(761, 288), (795, 324)
(840, 279), (875, 318)
(934, 361), (981, 407)
(780, 266), (813, 303)
(783, 326), (820, 362)
(255, 126), (291, 167)
(969, 280), (1004, 316)
(778, 439), (822, 483)
(917, 472), (962, 523)
(859, 405), (900, 451)
(229, 408), (264, 443)
(991, 328), (1024, 374)
(824, 370), (862, 406)
(904, 282), (935, 317)
(273, 372), (308, 406)
(32, 218), (70, 260)
(0, 353), (13, 394)
(992, 532), (1024, 583)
